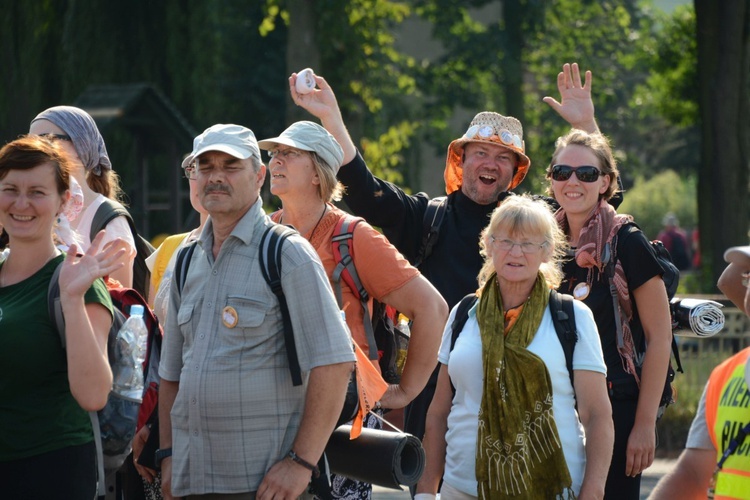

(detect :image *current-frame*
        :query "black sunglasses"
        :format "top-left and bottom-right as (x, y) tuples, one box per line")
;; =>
(550, 164), (602, 183)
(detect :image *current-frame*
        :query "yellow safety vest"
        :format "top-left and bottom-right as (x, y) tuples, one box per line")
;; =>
(706, 347), (750, 500)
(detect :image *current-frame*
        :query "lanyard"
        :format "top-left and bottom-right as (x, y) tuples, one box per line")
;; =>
(715, 422), (750, 472)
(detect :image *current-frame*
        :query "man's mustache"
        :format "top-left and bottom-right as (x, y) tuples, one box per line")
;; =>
(204, 184), (230, 195)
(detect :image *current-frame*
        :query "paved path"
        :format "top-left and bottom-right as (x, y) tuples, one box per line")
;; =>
(372, 458), (677, 499)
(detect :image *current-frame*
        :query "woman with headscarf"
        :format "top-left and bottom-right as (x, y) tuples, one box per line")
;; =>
(416, 195), (613, 500)
(29, 105), (136, 288)
(547, 130), (673, 499)
(258, 120), (447, 499)
(0, 135), (125, 498)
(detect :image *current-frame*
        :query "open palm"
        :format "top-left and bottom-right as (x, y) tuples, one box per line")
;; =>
(543, 62), (596, 131)
(59, 231), (128, 296)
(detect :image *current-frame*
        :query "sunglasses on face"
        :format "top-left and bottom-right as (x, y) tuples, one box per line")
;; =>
(550, 164), (602, 183)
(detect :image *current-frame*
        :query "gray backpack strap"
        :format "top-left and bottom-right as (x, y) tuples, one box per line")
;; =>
(47, 262), (67, 348)
(330, 216), (378, 361)
(90, 412), (106, 497)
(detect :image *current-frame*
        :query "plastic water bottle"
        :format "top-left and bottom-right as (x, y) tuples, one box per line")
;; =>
(112, 305), (148, 400)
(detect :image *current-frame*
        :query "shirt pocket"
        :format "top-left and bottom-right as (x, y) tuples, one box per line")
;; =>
(215, 296), (273, 360)
(177, 303), (194, 340)
(226, 296), (268, 329)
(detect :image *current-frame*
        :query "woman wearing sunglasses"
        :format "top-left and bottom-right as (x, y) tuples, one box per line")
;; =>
(547, 129), (673, 499)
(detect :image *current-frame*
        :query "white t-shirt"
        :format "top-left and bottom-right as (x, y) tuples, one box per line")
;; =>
(438, 294), (607, 496)
(73, 194), (136, 253)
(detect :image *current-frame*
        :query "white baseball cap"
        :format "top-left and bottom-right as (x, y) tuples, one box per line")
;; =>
(182, 124), (260, 169)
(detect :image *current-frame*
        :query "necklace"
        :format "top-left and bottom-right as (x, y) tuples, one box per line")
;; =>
(307, 204), (328, 241)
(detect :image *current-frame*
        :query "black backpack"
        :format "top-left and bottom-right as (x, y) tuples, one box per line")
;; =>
(448, 290), (578, 394)
(605, 223), (683, 417)
(90, 199), (155, 300)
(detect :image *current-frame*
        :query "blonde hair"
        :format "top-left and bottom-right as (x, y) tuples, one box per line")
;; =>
(478, 194), (568, 289)
(546, 129), (619, 200)
(310, 151), (344, 202)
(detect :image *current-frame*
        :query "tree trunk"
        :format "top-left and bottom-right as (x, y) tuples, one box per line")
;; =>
(286, 0), (321, 124)
(694, 0), (749, 285)
(502, 0), (525, 126)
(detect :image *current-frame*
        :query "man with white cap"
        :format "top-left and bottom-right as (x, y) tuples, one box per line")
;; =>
(650, 245), (750, 499)
(286, 63), (611, 445)
(158, 124), (355, 499)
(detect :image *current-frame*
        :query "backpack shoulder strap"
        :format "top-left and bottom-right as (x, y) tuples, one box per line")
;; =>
(259, 224), (303, 386)
(449, 293), (478, 395)
(450, 294), (479, 352)
(331, 214), (379, 361)
(549, 290), (577, 390)
(415, 196), (448, 268)
(90, 199), (132, 242)
(174, 241), (198, 297)
(47, 262), (67, 347)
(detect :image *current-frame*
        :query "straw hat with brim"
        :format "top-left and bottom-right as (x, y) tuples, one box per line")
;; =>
(445, 112), (531, 195)
(724, 245), (750, 266)
(258, 121), (344, 174)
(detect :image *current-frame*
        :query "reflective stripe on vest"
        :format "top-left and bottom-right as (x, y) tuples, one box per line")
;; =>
(705, 347), (750, 499)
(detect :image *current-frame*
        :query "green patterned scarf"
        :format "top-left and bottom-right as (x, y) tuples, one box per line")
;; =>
(475, 272), (576, 499)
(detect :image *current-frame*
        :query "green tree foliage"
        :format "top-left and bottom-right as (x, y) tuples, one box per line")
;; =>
(617, 169), (697, 239)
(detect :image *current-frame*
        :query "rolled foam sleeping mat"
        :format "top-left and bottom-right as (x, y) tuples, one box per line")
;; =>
(325, 425), (425, 489)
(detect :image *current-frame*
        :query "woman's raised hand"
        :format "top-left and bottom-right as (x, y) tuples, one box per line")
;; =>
(288, 72), (344, 123)
(543, 62), (598, 133)
(59, 230), (128, 297)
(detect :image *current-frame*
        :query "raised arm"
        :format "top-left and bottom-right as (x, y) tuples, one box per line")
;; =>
(59, 231), (126, 410)
(543, 62), (599, 133)
(287, 72), (429, 253)
(289, 72), (357, 164)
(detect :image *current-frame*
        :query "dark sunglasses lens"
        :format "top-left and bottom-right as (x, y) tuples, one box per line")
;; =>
(551, 165), (573, 181)
(575, 167), (600, 182)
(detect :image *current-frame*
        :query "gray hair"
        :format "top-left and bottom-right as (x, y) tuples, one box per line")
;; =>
(478, 194), (568, 289)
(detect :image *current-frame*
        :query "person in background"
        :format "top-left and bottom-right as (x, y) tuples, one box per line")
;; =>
(132, 157), (209, 499)
(656, 213), (690, 271)
(0, 135), (123, 499)
(158, 124), (355, 499)
(29, 105), (136, 289)
(258, 120), (447, 499)
(649, 245), (750, 499)
(548, 130), (672, 498)
(288, 62), (609, 445)
(415, 195), (612, 499)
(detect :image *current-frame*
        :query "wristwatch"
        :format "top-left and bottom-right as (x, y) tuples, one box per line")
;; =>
(154, 447), (172, 470)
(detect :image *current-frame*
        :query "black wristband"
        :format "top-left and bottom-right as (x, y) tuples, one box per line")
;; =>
(287, 450), (320, 478)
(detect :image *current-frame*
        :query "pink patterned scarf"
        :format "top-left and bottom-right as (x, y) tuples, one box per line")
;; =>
(555, 199), (640, 380)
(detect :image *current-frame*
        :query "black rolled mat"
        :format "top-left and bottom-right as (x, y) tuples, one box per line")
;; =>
(325, 425), (425, 489)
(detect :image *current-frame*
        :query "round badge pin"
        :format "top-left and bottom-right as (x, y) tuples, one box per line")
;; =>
(222, 306), (239, 329)
(573, 282), (590, 300)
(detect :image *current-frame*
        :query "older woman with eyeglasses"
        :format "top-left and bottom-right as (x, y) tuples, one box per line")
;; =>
(258, 120), (447, 499)
(547, 130), (673, 499)
(416, 194), (612, 500)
